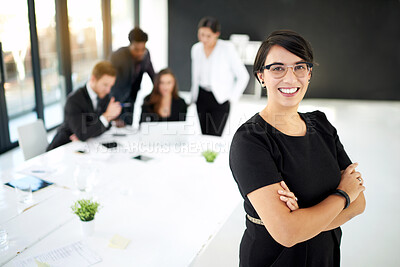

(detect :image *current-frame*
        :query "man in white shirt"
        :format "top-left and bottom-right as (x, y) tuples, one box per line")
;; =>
(47, 61), (121, 151)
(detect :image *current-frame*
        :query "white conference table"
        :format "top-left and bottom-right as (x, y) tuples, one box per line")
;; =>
(0, 125), (242, 266)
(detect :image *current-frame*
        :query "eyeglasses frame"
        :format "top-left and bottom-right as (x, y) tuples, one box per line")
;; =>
(258, 61), (314, 78)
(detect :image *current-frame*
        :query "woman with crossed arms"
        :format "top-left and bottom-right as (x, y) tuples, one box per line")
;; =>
(229, 30), (366, 266)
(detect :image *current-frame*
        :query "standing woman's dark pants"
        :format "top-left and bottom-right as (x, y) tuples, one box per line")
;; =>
(196, 87), (230, 136)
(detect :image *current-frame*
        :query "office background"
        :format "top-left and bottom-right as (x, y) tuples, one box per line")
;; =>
(169, 0), (400, 100)
(1, 0), (399, 154)
(0, 0), (168, 154)
(0, 1), (399, 266)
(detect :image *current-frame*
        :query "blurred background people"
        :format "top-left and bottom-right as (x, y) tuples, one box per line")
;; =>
(140, 68), (187, 123)
(111, 27), (155, 126)
(191, 16), (249, 136)
(47, 61), (121, 151)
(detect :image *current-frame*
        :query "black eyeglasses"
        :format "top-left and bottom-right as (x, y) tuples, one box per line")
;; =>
(260, 62), (313, 79)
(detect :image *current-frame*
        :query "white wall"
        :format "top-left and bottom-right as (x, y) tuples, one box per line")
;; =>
(140, 0), (168, 72)
(132, 0), (168, 128)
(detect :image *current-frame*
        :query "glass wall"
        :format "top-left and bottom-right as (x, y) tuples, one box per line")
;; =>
(0, 0), (136, 154)
(68, 0), (104, 89)
(0, 0), (37, 142)
(111, 0), (134, 50)
(35, 0), (65, 129)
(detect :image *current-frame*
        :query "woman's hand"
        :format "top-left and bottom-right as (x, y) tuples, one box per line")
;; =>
(337, 163), (365, 203)
(278, 181), (299, 211)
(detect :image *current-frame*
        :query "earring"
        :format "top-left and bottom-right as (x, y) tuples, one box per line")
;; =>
(261, 81), (266, 89)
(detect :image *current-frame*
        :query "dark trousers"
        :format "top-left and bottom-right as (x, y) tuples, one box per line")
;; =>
(196, 87), (230, 136)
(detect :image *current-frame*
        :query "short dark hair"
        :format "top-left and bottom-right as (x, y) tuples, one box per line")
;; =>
(198, 16), (221, 33)
(92, 61), (116, 79)
(128, 27), (148, 43)
(253, 30), (314, 81)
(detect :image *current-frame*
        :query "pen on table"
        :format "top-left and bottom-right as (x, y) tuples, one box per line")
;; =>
(120, 103), (132, 107)
(23, 202), (39, 213)
(32, 170), (45, 173)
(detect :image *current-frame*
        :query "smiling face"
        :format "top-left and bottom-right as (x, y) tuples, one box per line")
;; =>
(158, 73), (175, 97)
(258, 45), (312, 110)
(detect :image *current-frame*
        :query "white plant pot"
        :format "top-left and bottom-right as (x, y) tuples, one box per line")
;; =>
(81, 220), (95, 236)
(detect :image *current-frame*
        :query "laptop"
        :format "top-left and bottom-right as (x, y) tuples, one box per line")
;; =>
(139, 121), (195, 146)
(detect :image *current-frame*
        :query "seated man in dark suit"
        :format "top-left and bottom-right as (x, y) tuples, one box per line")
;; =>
(47, 61), (122, 151)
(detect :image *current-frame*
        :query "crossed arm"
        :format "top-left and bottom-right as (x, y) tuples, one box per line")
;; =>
(278, 182), (366, 231)
(249, 164), (366, 247)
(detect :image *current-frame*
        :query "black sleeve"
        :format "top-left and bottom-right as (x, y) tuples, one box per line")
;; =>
(65, 98), (107, 141)
(110, 49), (130, 101)
(333, 126), (352, 170)
(178, 98), (188, 121)
(315, 111), (352, 170)
(229, 123), (283, 199)
(110, 50), (123, 71)
(145, 51), (156, 82)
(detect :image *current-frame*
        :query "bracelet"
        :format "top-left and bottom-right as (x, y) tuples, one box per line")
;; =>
(332, 189), (350, 209)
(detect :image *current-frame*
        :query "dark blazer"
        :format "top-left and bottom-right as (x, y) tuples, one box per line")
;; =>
(110, 47), (155, 103)
(47, 85), (111, 151)
(140, 95), (188, 123)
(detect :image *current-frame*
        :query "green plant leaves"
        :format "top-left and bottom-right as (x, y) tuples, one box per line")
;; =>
(71, 199), (100, 222)
(202, 150), (218, 163)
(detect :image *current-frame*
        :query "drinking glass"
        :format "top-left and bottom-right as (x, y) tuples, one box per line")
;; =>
(15, 184), (32, 204)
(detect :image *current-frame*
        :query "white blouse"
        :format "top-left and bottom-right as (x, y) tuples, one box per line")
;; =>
(191, 39), (250, 104)
(198, 55), (212, 91)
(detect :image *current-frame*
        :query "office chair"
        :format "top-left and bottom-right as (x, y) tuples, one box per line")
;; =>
(17, 119), (49, 160)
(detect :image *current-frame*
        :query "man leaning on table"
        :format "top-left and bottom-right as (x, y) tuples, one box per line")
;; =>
(47, 61), (122, 151)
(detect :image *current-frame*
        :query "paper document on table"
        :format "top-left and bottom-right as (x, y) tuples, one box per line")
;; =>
(12, 241), (101, 267)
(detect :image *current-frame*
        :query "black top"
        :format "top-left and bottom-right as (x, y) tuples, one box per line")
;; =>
(229, 111), (352, 267)
(47, 86), (111, 151)
(139, 95), (188, 123)
(110, 46), (155, 103)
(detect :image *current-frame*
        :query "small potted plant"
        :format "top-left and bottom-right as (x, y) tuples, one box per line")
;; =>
(202, 150), (218, 163)
(71, 198), (100, 236)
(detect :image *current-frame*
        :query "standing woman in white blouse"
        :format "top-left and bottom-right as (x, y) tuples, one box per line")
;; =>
(191, 17), (249, 136)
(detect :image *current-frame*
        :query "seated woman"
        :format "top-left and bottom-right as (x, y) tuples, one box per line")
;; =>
(140, 68), (188, 123)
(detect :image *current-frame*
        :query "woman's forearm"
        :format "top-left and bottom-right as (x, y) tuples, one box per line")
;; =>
(324, 192), (366, 231)
(280, 194), (347, 246)
(250, 184), (348, 248)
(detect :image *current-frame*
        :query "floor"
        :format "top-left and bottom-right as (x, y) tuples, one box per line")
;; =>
(1, 96), (400, 267)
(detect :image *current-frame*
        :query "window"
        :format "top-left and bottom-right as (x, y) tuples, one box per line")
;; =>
(35, 0), (65, 129)
(68, 0), (104, 89)
(111, 0), (134, 50)
(0, 0), (37, 142)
